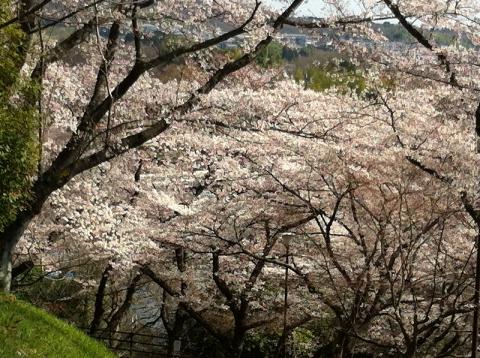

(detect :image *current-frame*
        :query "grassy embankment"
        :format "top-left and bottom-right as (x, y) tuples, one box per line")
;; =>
(0, 294), (115, 358)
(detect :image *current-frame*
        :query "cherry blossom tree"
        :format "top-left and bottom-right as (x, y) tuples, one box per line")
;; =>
(365, 2), (480, 354)
(22, 73), (478, 356)
(0, 0), (310, 291)
(289, 0), (480, 353)
(5, 0), (480, 356)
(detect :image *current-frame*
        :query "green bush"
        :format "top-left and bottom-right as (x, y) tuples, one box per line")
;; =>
(0, 2), (39, 231)
(256, 41), (284, 68)
(294, 61), (366, 94)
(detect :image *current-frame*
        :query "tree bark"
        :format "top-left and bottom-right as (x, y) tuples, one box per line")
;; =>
(102, 273), (142, 339)
(0, 245), (12, 292)
(0, 213), (32, 291)
(229, 325), (246, 358)
(472, 232), (480, 358)
(166, 336), (176, 357)
(336, 333), (351, 358)
(89, 264), (113, 335)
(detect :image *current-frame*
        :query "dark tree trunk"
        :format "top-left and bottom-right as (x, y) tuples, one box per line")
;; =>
(102, 273), (142, 339)
(0, 243), (12, 292)
(274, 331), (289, 358)
(337, 333), (351, 358)
(228, 326), (246, 358)
(165, 309), (188, 357)
(89, 264), (113, 335)
(0, 214), (32, 291)
(471, 232), (480, 358)
(166, 336), (176, 357)
(0, 171), (66, 292)
(403, 344), (417, 358)
(329, 329), (352, 358)
(314, 331), (352, 358)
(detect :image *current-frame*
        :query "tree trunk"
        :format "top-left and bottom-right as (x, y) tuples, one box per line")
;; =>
(89, 264), (112, 335)
(0, 214), (31, 292)
(102, 273), (142, 339)
(0, 246), (12, 292)
(404, 346), (417, 358)
(165, 309), (187, 357)
(0, 172), (62, 292)
(275, 331), (291, 358)
(472, 232), (480, 358)
(227, 347), (243, 358)
(166, 337), (176, 357)
(336, 333), (351, 358)
(228, 327), (245, 358)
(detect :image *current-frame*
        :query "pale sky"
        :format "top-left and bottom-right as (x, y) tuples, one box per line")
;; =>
(268, 0), (363, 17)
(268, 0), (327, 16)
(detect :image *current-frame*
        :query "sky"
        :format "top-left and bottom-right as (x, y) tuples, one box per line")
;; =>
(267, 0), (363, 17)
(268, 0), (327, 16)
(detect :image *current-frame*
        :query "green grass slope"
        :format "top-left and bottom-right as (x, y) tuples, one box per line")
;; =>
(0, 295), (116, 358)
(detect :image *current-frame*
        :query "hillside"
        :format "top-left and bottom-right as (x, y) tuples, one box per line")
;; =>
(0, 295), (115, 358)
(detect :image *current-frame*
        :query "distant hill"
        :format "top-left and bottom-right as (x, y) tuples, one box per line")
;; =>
(279, 17), (474, 48)
(47, 14), (475, 52)
(373, 21), (474, 48)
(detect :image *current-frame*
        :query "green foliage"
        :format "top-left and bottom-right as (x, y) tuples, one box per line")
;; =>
(242, 320), (332, 358)
(0, 3), (27, 91)
(0, 106), (39, 230)
(222, 47), (243, 61)
(256, 41), (284, 68)
(294, 60), (366, 94)
(242, 331), (279, 357)
(0, 294), (115, 357)
(0, 2), (39, 231)
(291, 327), (316, 358)
(281, 46), (299, 62)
